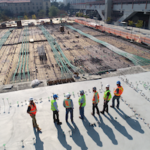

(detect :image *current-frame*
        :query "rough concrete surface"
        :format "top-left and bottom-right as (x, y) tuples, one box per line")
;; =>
(0, 72), (150, 150)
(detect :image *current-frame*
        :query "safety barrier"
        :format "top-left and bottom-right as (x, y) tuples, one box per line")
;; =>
(75, 19), (150, 45)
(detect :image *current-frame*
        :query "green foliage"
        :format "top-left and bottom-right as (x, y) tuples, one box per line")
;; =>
(24, 15), (28, 20)
(38, 10), (45, 18)
(76, 12), (83, 17)
(128, 20), (134, 26)
(48, 6), (59, 17)
(32, 14), (36, 19)
(106, 17), (111, 23)
(136, 20), (143, 28)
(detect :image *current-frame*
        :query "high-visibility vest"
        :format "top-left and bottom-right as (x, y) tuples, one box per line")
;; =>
(103, 90), (112, 101)
(64, 99), (72, 108)
(51, 99), (58, 111)
(114, 86), (124, 96)
(29, 103), (36, 116)
(92, 92), (99, 103)
(78, 94), (86, 107)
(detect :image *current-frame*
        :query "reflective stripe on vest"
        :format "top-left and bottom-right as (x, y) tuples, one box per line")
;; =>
(51, 99), (57, 111)
(92, 92), (99, 103)
(114, 86), (124, 96)
(29, 103), (36, 116)
(64, 99), (72, 108)
(78, 94), (86, 107)
(103, 90), (112, 101)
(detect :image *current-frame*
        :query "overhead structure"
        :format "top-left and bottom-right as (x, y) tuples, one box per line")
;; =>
(66, 25), (150, 66)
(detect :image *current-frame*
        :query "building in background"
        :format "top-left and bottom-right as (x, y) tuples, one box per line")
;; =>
(0, 0), (51, 15)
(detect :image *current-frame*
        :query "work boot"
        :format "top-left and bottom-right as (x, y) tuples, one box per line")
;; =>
(91, 113), (94, 116)
(57, 122), (62, 125)
(110, 106), (114, 108)
(100, 111), (104, 115)
(37, 127), (41, 131)
(97, 112), (100, 115)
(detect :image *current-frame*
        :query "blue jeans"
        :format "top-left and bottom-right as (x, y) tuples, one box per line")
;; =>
(66, 108), (73, 122)
(80, 107), (84, 119)
(112, 95), (120, 108)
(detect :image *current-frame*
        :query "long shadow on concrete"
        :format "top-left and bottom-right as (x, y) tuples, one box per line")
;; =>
(67, 122), (88, 150)
(104, 113), (133, 140)
(33, 128), (44, 150)
(55, 124), (72, 150)
(94, 115), (118, 145)
(115, 108), (144, 134)
(82, 117), (103, 147)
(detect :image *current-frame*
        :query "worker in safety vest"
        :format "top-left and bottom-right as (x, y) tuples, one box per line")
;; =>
(27, 98), (41, 131)
(100, 84), (112, 114)
(91, 87), (100, 116)
(110, 81), (124, 109)
(79, 90), (86, 119)
(51, 94), (62, 125)
(63, 93), (74, 123)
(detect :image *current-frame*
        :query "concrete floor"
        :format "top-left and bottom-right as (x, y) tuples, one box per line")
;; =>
(0, 71), (150, 150)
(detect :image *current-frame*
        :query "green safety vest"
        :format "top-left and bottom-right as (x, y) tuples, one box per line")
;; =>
(103, 90), (112, 101)
(51, 99), (58, 111)
(78, 94), (86, 107)
(64, 99), (72, 108)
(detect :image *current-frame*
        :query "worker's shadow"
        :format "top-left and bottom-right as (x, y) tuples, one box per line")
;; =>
(115, 108), (144, 134)
(82, 117), (103, 147)
(67, 122), (88, 150)
(94, 115), (118, 145)
(55, 124), (72, 150)
(104, 113), (133, 140)
(33, 128), (44, 150)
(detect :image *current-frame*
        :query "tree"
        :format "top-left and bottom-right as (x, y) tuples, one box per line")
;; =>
(136, 20), (143, 28)
(48, 6), (59, 18)
(51, 2), (59, 8)
(32, 14), (36, 19)
(128, 20), (133, 26)
(38, 10), (45, 18)
(24, 15), (28, 20)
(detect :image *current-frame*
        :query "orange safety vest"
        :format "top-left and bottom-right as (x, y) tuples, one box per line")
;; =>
(29, 103), (37, 116)
(92, 92), (99, 103)
(64, 99), (72, 108)
(114, 86), (124, 96)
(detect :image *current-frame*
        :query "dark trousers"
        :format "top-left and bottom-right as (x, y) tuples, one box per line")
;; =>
(53, 111), (60, 123)
(80, 107), (84, 119)
(92, 103), (99, 115)
(112, 95), (120, 108)
(102, 100), (109, 113)
(66, 108), (73, 122)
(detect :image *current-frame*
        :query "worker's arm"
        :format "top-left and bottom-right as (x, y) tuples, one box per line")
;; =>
(94, 94), (97, 104)
(27, 106), (31, 114)
(71, 99), (74, 109)
(63, 100), (65, 108)
(105, 92), (110, 103)
(114, 88), (119, 94)
(79, 98), (84, 108)
(53, 102), (59, 111)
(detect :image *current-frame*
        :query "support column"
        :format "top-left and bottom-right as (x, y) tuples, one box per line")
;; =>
(148, 15), (150, 30)
(105, 0), (112, 22)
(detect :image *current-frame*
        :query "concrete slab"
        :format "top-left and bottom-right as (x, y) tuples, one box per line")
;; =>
(0, 72), (150, 150)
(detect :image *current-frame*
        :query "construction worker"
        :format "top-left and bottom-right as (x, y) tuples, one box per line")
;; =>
(110, 81), (124, 109)
(27, 98), (41, 131)
(78, 90), (86, 119)
(100, 84), (112, 114)
(63, 93), (74, 123)
(51, 94), (62, 125)
(91, 87), (100, 116)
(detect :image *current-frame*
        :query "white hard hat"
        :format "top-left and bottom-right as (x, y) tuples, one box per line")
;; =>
(106, 84), (110, 88)
(65, 93), (71, 98)
(29, 98), (33, 101)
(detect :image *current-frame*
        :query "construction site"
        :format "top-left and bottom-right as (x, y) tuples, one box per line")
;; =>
(0, 18), (150, 150)
(0, 18), (150, 87)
